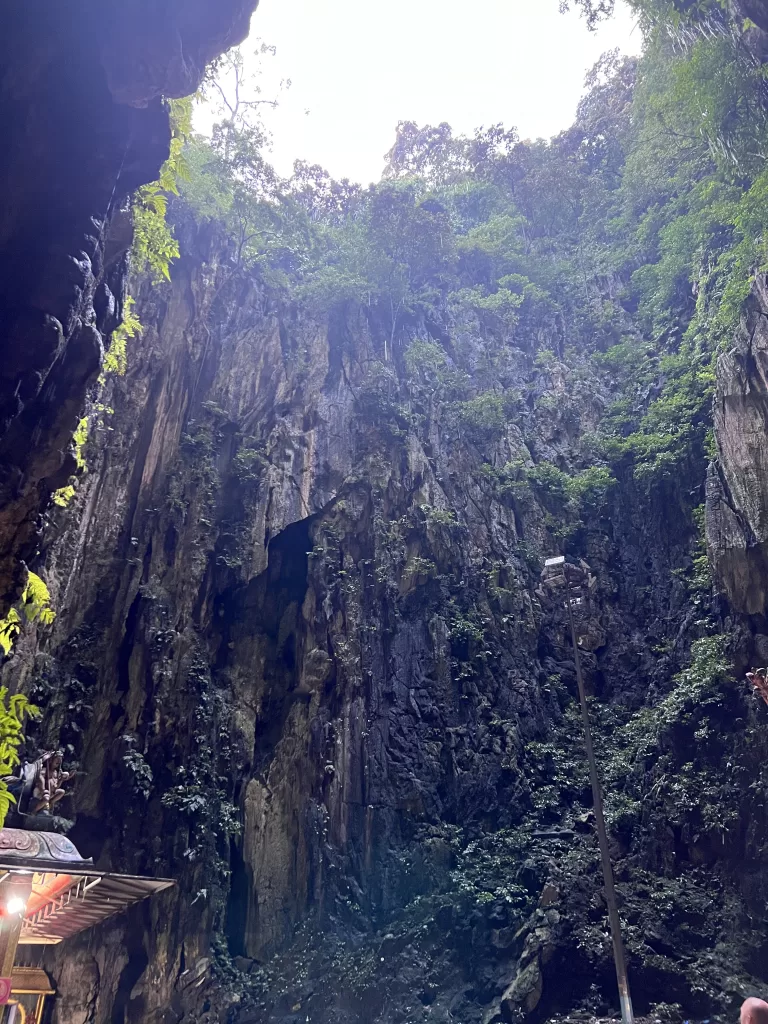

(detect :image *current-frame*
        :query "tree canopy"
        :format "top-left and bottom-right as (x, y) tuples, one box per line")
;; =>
(153, 5), (768, 490)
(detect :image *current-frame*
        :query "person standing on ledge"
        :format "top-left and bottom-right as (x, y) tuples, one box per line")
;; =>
(742, 999), (768, 1024)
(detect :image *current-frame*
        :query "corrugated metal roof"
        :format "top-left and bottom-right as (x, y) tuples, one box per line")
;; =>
(0, 864), (175, 945)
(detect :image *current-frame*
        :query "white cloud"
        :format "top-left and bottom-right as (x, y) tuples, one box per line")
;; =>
(230, 0), (641, 184)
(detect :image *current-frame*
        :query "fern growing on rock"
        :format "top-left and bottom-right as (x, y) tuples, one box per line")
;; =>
(0, 687), (40, 826)
(0, 571), (55, 657)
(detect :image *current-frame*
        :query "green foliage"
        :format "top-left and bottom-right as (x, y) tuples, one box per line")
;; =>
(122, 746), (154, 799)
(54, 293), (139, 512)
(404, 339), (449, 383)
(402, 556), (437, 583)
(0, 571), (56, 657)
(232, 443), (269, 484)
(162, 780), (241, 839)
(22, 572), (56, 627)
(71, 417), (88, 472)
(671, 33), (768, 174)
(355, 362), (409, 438)
(51, 486), (76, 509)
(505, 461), (616, 533)
(103, 296), (142, 378)
(672, 504), (712, 602)
(458, 392), (506, 438)
(132, 98), (192, 282)
(446, 605), (486, 647)
(600, 634), (737, 841)
(450, 830), (531, 911)
(160, 656), (242, 872)
(585, 22), (768, 486)
(52, 416), (89, 508)
(178, 19), (768, 392)
(132, 187), (180, 282)
(525, 703), (591, 814)
(403, 339), (469, 405)
(629, 634), (730, 746)
(565, 0), (729, 32)
(419, 504), (458, 528)
(559, 0), (616, 29)
(172, 8), (768, 549)
(0, 688), (41, 826)
(135, 26), (768, 997)
(602, 336), (716, 486)
(568, 465), (616, 507)
(175, 24), (766, 464)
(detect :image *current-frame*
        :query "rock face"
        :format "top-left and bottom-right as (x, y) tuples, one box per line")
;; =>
(4, 221), (766, 1024)
(0, 0), (258, 614)
(707, 274), (768, 613)
(739, 0), (768, 34)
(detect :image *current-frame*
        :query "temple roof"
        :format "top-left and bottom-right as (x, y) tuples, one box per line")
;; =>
(0, 827), (90, 869)
(0, 827), (174, 945)
(12, 867), (174, 944)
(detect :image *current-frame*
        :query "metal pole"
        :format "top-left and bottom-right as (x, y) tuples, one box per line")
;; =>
(565, 593), (634, 1024)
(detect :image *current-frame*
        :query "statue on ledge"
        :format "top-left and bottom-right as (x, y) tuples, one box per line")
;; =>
(29, 750), (72, 813)
(3, 750), (75, 833)
(746, 667), (768, 706)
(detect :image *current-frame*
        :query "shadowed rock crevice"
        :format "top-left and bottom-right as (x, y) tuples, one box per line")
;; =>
(0, 0), (259, 613)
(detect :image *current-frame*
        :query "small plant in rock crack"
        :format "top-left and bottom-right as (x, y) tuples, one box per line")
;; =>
(446, 604), (486, 646)
(180, 422), (216, 459)
(51, 416), (89, 508)
(161, 769), (241, 856)
(671, 503), (712, 604)
(419, 504), (458, 528)
(0, 571), (56, 656)
(122, 746), (154, 799)
(232, 442), (269, 484)
(216, 552), (243, 569)
(402, 556), (437, 582)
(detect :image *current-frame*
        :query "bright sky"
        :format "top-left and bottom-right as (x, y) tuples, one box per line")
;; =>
(233, 0), (642, 185)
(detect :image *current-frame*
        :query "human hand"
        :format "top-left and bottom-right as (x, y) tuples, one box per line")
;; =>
(741, 998), (768, 1024)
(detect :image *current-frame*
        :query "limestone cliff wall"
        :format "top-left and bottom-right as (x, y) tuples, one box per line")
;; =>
(4, 221), (766, 1024)
(707, 274), (768, 614)
(0, 0), (257, 614)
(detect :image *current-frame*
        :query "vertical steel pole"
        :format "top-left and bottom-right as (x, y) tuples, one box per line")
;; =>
(565, 592), (634, 1024)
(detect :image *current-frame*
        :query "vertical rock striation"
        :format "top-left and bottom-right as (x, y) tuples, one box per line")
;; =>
(708, 274), (768, 613)
(4, 220), (765, 1024)
(0, 0), (258, 613)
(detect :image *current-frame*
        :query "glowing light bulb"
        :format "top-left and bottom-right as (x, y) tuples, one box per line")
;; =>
(6, 897), (26, 915)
